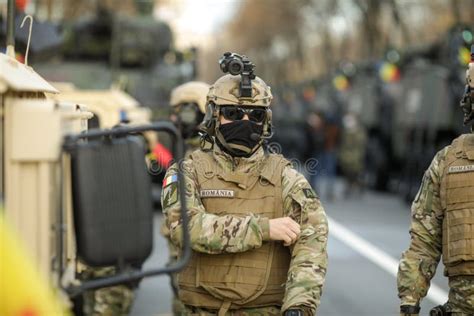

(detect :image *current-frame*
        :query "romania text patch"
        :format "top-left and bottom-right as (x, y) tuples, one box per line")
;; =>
(448, 165), (474, 174)
(200, 189), (235, 198)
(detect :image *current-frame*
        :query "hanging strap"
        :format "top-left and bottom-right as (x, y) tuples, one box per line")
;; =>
(218, 301), (231, 316)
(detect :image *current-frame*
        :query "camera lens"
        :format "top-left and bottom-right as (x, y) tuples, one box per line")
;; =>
(228, 59), (243, 75)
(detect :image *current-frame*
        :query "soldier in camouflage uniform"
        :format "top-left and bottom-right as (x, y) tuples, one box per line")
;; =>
(339, 113), (367, 197)
(162, 54), (328, 315)
(80, 266), (134, 316)
(164, 81), (210, 314)
(397, 65), (474, 316)
(169, 81), (210, 157)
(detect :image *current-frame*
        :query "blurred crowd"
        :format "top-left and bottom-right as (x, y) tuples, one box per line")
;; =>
(271, 90), (367, 201)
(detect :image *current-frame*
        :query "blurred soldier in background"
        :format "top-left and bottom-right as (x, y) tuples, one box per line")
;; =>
(148, 81), (209, 191)
(162, 80), (210, 314)
(305, 110), (326, 191)
(306, 110), (340, 202)
(169, 81), (210, 157)
(161, 53), (328, 315)
(79, 266), (134, 315)
(397, 52), (474, 316)
(339, 113), (367, 197)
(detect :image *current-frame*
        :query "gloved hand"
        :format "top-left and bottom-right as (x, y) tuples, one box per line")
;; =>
(400, 304), (420, 316)
(284, 306), (313, 316)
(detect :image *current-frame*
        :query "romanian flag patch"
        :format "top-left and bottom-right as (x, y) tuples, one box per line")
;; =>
(163, 174), (178, 188)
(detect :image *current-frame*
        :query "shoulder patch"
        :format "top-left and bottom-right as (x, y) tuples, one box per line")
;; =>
(162, 182), (178, 208)
(303, 188), (318, 199)
(163, 174), (178, 188)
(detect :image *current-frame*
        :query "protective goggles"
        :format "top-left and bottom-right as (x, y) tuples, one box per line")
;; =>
(220, 106), (267, 123)
(173, 103), (201, 124)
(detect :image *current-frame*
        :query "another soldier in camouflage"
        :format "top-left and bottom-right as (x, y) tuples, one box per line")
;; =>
(169, 81), (210, 157)
(398, 60), (474, 315)
(164, 81), (210, 314)
(80, 266), (134, 315)
(162, 54), (328, 316)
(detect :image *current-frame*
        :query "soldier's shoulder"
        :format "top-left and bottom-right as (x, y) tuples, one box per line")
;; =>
(425, 140), (456, 179)
(189, 148), (213, 160)
(281, 162), (310, 190)
(266, 152), (292, 166)
(166, 156), (196, 176)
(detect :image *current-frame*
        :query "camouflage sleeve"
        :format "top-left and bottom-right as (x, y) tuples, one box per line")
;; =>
(280, 166), (328, 315)
(397, 147), (448, 306)
(161, 160), (270, 255)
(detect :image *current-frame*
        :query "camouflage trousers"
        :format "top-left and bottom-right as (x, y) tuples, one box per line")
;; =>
(80, 266), (135, 316)
(445, 276), (474, 314)
(179, 305), (281, 316)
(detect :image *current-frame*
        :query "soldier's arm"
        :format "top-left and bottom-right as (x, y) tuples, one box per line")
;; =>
(397, 147), (448, 308)
(280, 167), (328, 315)
(161, 161), (270, 255)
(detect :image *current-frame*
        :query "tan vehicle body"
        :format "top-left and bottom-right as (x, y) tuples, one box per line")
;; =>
(1, 52), (92, 286)
(48, 84), (157, 150)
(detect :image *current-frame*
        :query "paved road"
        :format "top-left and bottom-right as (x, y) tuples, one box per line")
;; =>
(130, 189), (450, 316)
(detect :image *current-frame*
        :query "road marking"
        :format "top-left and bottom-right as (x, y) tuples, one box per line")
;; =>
(328, 216), (448, 305)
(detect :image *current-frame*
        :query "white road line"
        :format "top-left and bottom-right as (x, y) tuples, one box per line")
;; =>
(328, 216), (448, 305)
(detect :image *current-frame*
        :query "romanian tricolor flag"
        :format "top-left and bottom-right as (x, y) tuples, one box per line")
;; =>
(163, 174), (178, 187)
(0, 214), (70, 316)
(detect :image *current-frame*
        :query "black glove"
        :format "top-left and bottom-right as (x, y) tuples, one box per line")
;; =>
(400, 305), (420, 316)
(284, 309), (304, 316)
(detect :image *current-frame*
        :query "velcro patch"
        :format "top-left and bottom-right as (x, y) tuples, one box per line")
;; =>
(303, 188), (317, 199)
(200, 189), (235, 198)
(448, 165), (474, 174)
(163, 183), (178, 208)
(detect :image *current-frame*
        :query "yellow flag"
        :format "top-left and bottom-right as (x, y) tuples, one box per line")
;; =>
(0, 214), (70, 316)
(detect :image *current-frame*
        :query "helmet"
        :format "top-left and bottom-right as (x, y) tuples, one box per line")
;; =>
(202, 75), (273, 135)
(201, 74), (273, 155)
(170, 81), (210, 114)
(206, 74), (272, 107)
(170, 81), (210, 139)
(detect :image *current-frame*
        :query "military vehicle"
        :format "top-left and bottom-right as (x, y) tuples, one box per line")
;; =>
(391, 26), (470, 201)
(1, 0), (190, 313)
(47, 83), (157, 149)
(31, 0), (194, 111)
(292, 25), (471, 199)
(0, 0), (195, 111)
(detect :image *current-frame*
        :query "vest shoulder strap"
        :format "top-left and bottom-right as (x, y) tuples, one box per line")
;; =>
(260, 154), (291, 186)
(190, 150), (217, 181)
(444, 134), (474, 166)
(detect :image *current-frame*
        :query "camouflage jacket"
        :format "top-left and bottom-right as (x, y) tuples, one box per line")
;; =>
(161, 145), (328, 314)
(397, 146), (449, 306)
(184, 136), (201, 158)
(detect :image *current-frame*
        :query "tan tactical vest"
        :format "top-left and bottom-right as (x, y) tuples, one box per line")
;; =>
(178, 150), (292, 311)
(441, 134), (474, 276)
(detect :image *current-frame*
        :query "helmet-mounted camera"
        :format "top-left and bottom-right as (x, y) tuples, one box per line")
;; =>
(219, 52), (256, 98)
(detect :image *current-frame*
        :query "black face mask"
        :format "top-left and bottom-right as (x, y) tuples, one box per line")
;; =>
(217, 120), (263, 157)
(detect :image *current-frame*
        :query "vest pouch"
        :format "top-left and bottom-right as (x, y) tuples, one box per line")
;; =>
(443, 208), (474, 265)
(197, 243), (275, 304)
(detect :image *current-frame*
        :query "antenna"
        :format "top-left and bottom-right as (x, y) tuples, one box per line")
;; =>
(6, 0), (15, 58)
(20, 15), (34, 66)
